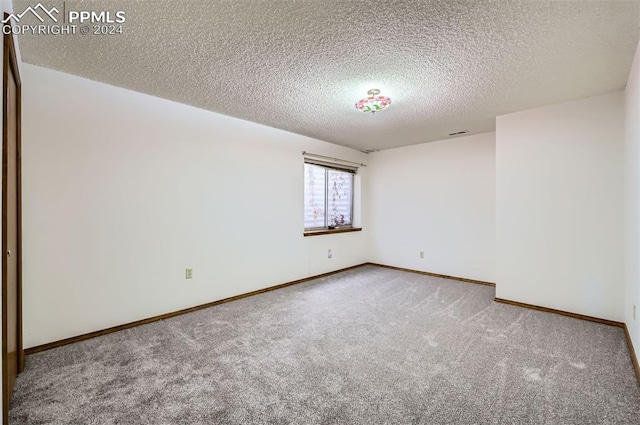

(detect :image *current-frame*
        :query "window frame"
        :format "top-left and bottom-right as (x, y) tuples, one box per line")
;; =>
(303, 160), (357, 233)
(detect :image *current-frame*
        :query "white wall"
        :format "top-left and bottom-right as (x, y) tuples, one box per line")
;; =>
(368, 132), (496, 282)
(21, 64), (370, 349)
(624, 42), (640, 365)
(496, 91), (625, 322)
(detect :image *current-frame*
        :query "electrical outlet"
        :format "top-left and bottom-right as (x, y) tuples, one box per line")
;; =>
(186, 268), (193, 279)
(419, 251), (424, 259)
(328, 249), (332, 259)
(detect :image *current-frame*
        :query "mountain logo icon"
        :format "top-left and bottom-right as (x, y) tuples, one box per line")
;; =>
(2, 3), (59, 24)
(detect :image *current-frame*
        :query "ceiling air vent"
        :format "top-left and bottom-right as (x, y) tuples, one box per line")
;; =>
(360, 148), (380, 154)
(448, 130), (469, 137)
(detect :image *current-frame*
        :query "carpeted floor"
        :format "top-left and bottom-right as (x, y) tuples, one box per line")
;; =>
(9, 265), (640, 424)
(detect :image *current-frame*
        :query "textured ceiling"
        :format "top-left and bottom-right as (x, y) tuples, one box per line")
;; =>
(13, 0), (640, 151)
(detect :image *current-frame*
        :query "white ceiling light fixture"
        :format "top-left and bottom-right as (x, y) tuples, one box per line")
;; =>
(355, 89), (391, 114)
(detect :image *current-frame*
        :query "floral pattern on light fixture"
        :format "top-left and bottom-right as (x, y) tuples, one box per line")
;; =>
(355, 88), (391, 113)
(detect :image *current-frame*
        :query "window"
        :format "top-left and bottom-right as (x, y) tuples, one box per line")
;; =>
(304, 161), (354, 230)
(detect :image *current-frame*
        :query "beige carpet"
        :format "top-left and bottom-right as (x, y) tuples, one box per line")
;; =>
(9, 265), (640, 424)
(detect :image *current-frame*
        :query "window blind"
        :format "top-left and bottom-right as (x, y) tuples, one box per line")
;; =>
(303, 158), (357, 174)
(304, 162), (354, 229)
(304, 163), (327, 228)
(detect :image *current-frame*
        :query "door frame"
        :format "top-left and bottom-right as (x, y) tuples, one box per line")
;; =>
(2, 14), (23, 422)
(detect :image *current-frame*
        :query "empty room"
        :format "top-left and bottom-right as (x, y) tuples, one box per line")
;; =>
(0, 0), (639, 423)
